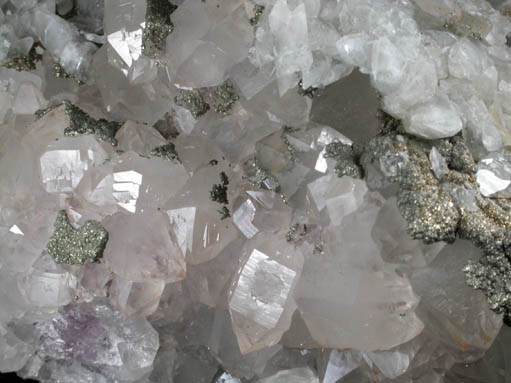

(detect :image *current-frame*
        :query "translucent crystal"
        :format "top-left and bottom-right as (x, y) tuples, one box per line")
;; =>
(446, 325), (511, 382)
(115, 120), (167, 156)
(164, 163), (240, 265)
(476, 169), (511, 197)
(208, 309), (282, 379)
(268, 0), (313, 95)
(463, 96), (503, 159)
(20, 6), (97, 81)
(111, 151), (188, 213)
(370, 37), (406, 94)
(448, 38), (485, 80)
(102, 210), (186, 283)
(232, 190), (291, 239)
(320, 350), (360, 383)
(406, 95), (463, 139)
(372, 197), (445, 268)
(476, 153), (511, 197)
(296, 178), (423, 351)
(2, 0), (511, 380)
(228, 232), (303, 354)
(0, 324), (33, 373)
(258, 367), (319, 383)
(165, 205), (239, 265)
(18, 267), (77, 308)
(39, 136), (109, 194)
(429, 146), (448, 180)
(110, 276), (165, 318)
(411, 240), (502, 362)
(12, 82), (47, 115)
(35, 298), (159, 382)
(336, 33), (371, 70)
(307, 175), (368, 225)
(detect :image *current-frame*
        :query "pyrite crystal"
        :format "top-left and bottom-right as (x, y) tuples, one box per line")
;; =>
(150, 142), (181, 163)
(142, 0), (177, 57)
(63, 102), (122, 145)
(47, 211), (109, 265)
(4, 0), (511, 382)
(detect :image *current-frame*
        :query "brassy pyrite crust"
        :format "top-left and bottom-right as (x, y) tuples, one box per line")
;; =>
(47, 210), (109, 265)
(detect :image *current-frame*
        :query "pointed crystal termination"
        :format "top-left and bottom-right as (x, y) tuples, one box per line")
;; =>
(228, 232), (303, 354)
(19, 5), (98, 82)
(102, 210), (186, 283)
(476, 153), (511, 198)
(115, 120), (168, 156)
(47, 210), (109, 265)
(296, 177), (423, 351)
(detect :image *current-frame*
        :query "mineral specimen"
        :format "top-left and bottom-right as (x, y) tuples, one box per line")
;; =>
(2, 0), (511, 382)
(47, 210), (108, 265)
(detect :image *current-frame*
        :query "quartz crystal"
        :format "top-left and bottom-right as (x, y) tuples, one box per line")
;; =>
(102, 210), (186, 283)
(258, 367), (319, 383)
(2, 0), (511, 381)
(33, 298), (159, 382)
(228, 231), (303, 354)
(39, 136), (109, 194)
(297, 176), (424, 351)
(411, 240), (502, 362)
(476, 152), (511, 197)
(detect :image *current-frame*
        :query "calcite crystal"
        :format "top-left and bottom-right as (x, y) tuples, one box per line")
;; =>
(3, 0), (511, 382)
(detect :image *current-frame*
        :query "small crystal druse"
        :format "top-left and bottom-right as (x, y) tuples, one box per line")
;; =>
(47, 211), (109, 265)
(143, 0), (177, 56)
(64, 102), (122, 145)
(150, 143), (181, 163)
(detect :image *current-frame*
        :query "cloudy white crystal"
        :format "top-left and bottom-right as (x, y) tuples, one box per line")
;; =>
(2, 0), (511, 381)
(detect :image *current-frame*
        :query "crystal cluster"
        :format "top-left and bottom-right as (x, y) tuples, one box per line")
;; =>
(2, 0), (511, 382)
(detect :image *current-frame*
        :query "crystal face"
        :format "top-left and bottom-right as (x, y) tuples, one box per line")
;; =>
(3, 0), (511, 382)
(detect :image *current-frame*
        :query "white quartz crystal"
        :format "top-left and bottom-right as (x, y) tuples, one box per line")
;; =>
(297, 176), (423, 351)
(18, 254), (77, 308)
(476, 169), (511, 197)
(2, 0), (511, 381)
(258, 367), (319, 383)
(102, 210), (186, 283)
(429, 146), (448, 180)
(115, 120), (167, 156)
(307, 175), (368, 225)
(476, 153), (511, 197)
(110, 276), (165, 318)
(111, 151), (188, 213)
(321, 350), (360, 383)
(232, 190), (291, 239)
(229, 232), (303, 354)
(411, 240), (502, 362)
(39, 136), (109, 194)
(20, 5), (97, 80)
(406, 95), (463, 139)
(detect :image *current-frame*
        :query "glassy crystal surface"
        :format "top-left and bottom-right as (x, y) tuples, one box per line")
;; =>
(102, 210), (186, 283)
(228, 232), (303, 354)
(2, 0), (511, 381)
